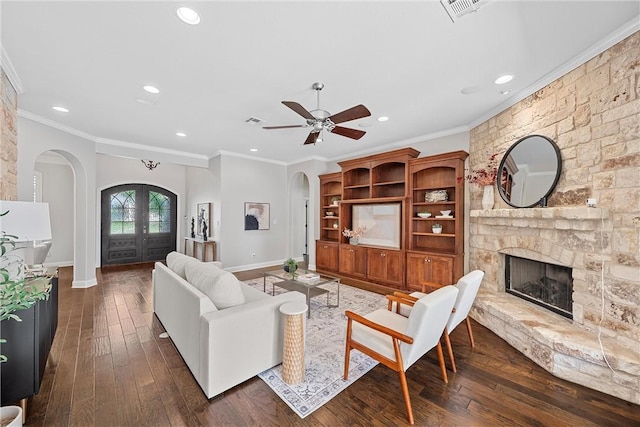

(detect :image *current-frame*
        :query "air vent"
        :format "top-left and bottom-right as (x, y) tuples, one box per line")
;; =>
(245, 116), (264, 124)
(441, 0), (488, 22)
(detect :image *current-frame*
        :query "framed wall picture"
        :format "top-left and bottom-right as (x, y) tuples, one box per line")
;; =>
(197, 202), (211, 238)
(244, 202), (270, 230)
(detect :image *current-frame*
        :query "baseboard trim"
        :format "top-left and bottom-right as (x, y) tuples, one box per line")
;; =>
(72, 278), (97, 288)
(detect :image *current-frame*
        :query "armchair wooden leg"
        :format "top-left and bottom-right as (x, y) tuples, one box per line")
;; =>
(465, 317), (475, 348)
(398, 370), (414, 425)
(344, 318), (353, 380)
(443, 332), (457, 373)
(436, 341), (448, 384)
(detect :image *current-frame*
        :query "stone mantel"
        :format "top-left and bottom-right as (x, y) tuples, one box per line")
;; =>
(470, 207), (609, 220)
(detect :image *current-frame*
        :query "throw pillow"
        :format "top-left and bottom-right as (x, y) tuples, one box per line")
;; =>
(185, 262), (245, 309)
(166, 251), (197, 280)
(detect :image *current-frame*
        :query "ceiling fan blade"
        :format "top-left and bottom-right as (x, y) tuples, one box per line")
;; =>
(282, 101), (315, 120)
(262, 125), (307, 129)
(303, 131), (320, 145)
(330, 126), (366, 140)
(328, 104), (371, 124)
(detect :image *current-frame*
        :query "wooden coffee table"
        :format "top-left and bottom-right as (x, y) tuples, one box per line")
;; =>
(263, 270), (340, 318)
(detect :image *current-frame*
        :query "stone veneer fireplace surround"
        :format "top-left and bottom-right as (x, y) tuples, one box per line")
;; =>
(469, 207), (639, 404)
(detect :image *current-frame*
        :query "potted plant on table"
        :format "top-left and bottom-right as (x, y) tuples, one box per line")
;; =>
(283, 258), (298, 279)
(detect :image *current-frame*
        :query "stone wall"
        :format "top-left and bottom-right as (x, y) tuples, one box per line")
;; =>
(467, 32), (639, 403)
(1, 67), (18, 200)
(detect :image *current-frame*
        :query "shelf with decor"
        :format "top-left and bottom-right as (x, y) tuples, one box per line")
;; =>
(318, 172), (342, 244)
(407, 151), (467, 289)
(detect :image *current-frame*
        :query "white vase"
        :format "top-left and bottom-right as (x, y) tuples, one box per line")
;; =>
(0, 406), (23, 427)
(349, 237), (359, 245)
(482, 185), (494, 210)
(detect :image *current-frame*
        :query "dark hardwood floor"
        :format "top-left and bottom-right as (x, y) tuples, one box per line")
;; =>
(18, 264), (640, 426)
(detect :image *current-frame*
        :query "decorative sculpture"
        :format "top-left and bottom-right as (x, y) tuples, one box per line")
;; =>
(191, 217), (196, 238)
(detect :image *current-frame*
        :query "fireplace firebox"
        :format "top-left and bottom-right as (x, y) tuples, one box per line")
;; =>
(505, 255), (573, 319)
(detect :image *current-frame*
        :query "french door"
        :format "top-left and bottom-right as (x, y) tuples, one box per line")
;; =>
(101, 184), (177, 266)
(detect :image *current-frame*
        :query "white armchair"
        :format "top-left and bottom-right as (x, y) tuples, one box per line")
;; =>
(344, 285), (459, 425)
(391, 270), (485, 373)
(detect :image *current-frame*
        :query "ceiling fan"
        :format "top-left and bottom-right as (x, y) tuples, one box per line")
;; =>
(263, 82), (372, 145)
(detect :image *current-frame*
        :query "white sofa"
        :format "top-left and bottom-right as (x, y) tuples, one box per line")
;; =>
(153, 251), (305, 398)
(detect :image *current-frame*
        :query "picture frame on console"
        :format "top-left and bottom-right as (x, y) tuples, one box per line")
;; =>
(244, 202), (270, 230)
(197, 202), (211, 238)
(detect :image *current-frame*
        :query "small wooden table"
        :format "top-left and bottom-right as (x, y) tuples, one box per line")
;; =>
(184, 237), (216, 262)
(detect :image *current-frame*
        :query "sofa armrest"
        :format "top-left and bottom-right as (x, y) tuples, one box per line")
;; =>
(198, 290), (305, 398)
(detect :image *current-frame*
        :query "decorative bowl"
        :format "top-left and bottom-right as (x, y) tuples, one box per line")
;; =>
(417, 212), (431, 218)
(440, 210), (452, 216)
(326, 211), (334, 216)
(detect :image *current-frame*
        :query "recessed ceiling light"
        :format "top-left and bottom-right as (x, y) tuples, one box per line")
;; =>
(494, 75), (514, 85)
(176, 6), (200, 25)
(358, 122), (372, 128)
(378, 116), (389, 122)
(176, 132), (187, 137)
(52, 106), (69, 113)
(500, 90), (511, 96)
(250, 148), (258, 152)
(461, 86), (481, 95)
(143, 85), (160, 94)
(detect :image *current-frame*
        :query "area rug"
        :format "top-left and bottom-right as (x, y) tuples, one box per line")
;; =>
(242, 275), (387, 418)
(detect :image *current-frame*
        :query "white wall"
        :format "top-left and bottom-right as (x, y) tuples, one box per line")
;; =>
(17, 117), (97, 288)
(35, 160), (74, 266)
(219, 154), (288, 269)
(96, 154), (188, 255)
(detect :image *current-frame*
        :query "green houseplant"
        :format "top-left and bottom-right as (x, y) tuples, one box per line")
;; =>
(0, 209), (50, 362)
(283, 258), (298, 279)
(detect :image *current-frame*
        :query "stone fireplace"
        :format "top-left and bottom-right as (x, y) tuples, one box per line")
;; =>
(469, 207), (639, 404)
(466, 32), (639, 405)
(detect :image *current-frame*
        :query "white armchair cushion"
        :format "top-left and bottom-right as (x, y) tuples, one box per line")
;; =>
(185, 261), (245, 309)
(351, 309), (409, 361)
(166, 251), (197, 279)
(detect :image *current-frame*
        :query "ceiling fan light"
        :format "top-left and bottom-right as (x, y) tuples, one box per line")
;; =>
(176, 7), (200, 25)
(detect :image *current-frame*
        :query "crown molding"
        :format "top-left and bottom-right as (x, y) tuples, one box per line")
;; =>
(469, 17), (640, 130)
(95, 137), (208, 161)
(19, 109), (96, 141)
(216, 149), (288, 166)
(0, 46), (23, 94)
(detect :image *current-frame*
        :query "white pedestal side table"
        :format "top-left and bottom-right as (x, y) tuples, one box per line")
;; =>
(279, 302), (308, 384)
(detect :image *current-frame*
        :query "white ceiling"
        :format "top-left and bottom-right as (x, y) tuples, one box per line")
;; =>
(2, 1), (638, 166)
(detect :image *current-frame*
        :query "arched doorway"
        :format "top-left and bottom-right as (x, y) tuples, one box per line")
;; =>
(101, 184), (177, 265)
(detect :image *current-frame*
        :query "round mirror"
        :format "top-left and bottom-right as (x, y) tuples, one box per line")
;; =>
(497, 135), (562, 208)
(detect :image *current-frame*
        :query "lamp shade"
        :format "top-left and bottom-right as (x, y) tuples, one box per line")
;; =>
(0, 201), (52, 242)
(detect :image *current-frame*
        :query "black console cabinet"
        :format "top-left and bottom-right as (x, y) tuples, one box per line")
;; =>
(1, 274), (58, 405)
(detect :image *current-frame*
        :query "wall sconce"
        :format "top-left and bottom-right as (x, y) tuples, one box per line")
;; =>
(141, 160), (160, 170)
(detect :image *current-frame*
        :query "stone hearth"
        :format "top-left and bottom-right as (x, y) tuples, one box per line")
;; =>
(469, 207), (639, 404)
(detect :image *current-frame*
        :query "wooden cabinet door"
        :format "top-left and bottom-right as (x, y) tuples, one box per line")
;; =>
(384, 250), (404, 287)
(406, 252), (428, 291)
(406, 252), (454, 291)
(339, 244), (367, 278)
(428, 254), (454, 286)
(316, 241), (338, 272)
(368, 248), (403, 287)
